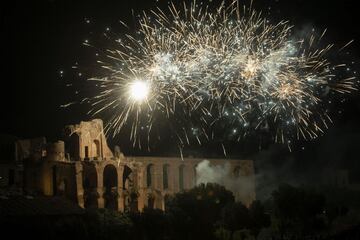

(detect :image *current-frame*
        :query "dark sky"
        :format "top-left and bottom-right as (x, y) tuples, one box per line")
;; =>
(1, 0), (360, 180)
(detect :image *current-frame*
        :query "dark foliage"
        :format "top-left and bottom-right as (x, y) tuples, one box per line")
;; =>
(2, 183), (358, 240)
(165, 183), (235, 240)
(272, 184), (327, 238)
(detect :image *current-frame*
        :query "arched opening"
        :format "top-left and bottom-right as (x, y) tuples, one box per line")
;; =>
(147, 194), (155, 209)
(103, 165), (118, 210)
(69, 134), (80, 161)
(163, 164), (169, 190)
(84, 146), (89, 159)
(83, 165), (98, 208)
(164, 194), (172, 211)
(123, 165), (138, 212)
(147, 164), (154, 188)
(123, 165), (133, 190)
(93, 140), (101, 158)
(129, 191), (139, 212)
(179, 165), (185, 191)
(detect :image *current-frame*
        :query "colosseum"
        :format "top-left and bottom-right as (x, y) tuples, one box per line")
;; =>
(13, 119), (255, 211)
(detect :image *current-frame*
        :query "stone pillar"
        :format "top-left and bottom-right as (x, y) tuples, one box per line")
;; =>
(97, 166), (104, 208)
(42, 161), (53, 196)
(117, 165), (124, 212)
(100, 137), (104, 159)
(159, 194), (165, 211)
(117, 165), (124, 192)
(139, 165), (146, 189)
(137, 189), (146, 211)
(97, 187), (105, 208)
(132, 169), (138, 189)
(75, 162), (84, 208)
(118, 189), (125, 212)
(136, 166), (146, 211)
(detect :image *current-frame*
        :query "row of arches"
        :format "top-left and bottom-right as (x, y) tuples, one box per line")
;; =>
(82, 164), (137, 211)
(145, 163), (243, 191)
(146, 164), (197, 191)
(81, 163), (173, 212)
(53, 162), (245, 212)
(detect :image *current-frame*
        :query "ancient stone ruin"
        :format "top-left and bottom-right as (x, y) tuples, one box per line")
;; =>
(9, 119), (255, 211)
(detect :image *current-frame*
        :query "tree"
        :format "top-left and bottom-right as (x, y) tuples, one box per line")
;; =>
(272, 184), (326, 239)
(166, 183), (235, 240)
(219, 200), (270, 240)
(85, 208), (133, 240)
(220, 202), (250, 239)
(248, 200), (271, 239)
(130, 207), (168, 240)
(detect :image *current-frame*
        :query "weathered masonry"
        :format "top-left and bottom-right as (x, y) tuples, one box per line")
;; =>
(11, 119), (255, 211)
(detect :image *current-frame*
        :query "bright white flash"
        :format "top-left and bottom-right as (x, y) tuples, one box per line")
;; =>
(129, 80), (149, 101)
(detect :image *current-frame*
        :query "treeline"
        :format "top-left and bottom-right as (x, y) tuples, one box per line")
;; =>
(2, 183), (359, 240)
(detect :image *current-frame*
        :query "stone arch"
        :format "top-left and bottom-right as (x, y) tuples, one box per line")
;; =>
(103, 164), (118, 210)
(83, 165), (98, 208)
(123, 165), (138, 212)
(147, 193), (155, 209)
(164, 194), (172, 211)
(129, 191), (139, 212)
(156, 192), (165, 210)
(179, 164), (185, 191)
(123, 165), (133, 190)
(156, 193), (164, 210)
(163, 164), (170, 190)
(146, 164), (154, 188)
(145, 191), (163, 210)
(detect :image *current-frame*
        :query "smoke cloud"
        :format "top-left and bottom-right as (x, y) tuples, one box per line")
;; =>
(195, 160), (256, 205)
(194, 146), (307, 203)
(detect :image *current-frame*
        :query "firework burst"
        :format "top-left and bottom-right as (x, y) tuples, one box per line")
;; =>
(75, 0), (357, 151)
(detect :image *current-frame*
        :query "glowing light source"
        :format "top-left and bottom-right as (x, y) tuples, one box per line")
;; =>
(129, 80), (149, 102)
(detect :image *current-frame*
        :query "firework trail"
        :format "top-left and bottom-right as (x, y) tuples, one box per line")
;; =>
(75, 0), (357, 151)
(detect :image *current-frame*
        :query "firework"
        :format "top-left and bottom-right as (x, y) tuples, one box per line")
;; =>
(77, 0), (357, 151)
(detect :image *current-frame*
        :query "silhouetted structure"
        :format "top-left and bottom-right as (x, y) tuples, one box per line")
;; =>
(0, 119), (255, 211)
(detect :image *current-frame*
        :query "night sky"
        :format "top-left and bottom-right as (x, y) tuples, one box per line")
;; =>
(2, 0), (360, 185)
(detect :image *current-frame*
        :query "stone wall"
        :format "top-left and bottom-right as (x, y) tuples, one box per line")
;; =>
(13, 119), (256, 212)
(64, 119), (113, 160)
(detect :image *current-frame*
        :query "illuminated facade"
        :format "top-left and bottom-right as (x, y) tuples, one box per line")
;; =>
(8, 119), (255, 211)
